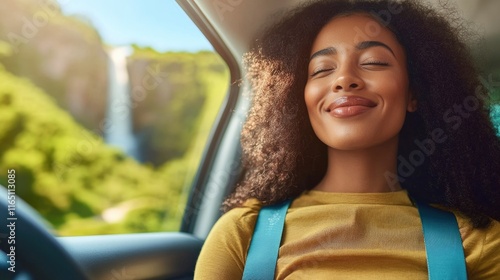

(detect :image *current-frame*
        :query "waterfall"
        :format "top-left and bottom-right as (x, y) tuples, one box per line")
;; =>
(104, 46), (139, 160)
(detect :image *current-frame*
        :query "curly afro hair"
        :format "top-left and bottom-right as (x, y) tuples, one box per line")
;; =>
(223, 0), (500, 228)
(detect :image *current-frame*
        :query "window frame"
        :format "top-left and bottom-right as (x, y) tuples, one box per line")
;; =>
(177, 0), (243, 236)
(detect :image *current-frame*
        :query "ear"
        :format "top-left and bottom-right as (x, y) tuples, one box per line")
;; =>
(407, 91), (417, 112)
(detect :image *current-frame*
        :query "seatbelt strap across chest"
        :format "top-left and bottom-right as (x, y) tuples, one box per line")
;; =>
(416, 202), (467, 280)
(242, 200), (291, 280)
(243, 200), (467, 280)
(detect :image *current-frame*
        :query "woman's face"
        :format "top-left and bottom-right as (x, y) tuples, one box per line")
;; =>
(304, 13), (416, 150)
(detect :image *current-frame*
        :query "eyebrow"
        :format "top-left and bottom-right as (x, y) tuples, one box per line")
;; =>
(309, 40), (396, 61)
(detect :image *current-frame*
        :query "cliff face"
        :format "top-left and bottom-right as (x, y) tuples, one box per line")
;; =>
(0, 0), (229, 166)
(127, 49), (228, 166)
(0, 0), (109, 132)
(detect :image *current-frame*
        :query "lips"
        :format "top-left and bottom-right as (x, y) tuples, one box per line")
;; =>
(326, 96), (377, 118)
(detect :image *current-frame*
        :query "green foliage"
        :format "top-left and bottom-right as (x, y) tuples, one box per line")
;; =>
(0, 0), (232, 238)
(0, 55), (229, 236)
(0, 40), (13, 57)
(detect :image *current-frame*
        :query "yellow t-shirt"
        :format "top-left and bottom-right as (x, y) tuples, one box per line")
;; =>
(194, 189), (500, 279)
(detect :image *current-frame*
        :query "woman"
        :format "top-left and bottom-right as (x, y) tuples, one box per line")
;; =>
(195, 0), (500, 279)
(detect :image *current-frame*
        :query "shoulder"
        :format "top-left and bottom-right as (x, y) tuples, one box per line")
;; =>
(205, 198), (262, 254)
(194, 199), (262, 279)
(454, 213), (500, 279)
(215, 198), (262, 233)
(205, 198), (262, 250)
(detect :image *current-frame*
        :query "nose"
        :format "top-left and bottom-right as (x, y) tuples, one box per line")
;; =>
(332, 67), (364, 92)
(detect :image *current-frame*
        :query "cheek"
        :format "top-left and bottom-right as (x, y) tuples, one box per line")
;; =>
(377, 78), (411, 128)
(393, 82), (410, 109)
(304, 81), (330, 141)
(304, 81), (325, 116)
(371, 73), (409, 105)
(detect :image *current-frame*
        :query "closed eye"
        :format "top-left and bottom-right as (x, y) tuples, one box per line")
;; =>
(310, 68), (334, 77)
(361, 61), (389, 66)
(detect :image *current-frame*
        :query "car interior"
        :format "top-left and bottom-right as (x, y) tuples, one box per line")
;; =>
(0, 0), (498, 279)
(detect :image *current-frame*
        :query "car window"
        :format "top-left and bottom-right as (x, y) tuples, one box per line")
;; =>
(0, 0), (229, 236)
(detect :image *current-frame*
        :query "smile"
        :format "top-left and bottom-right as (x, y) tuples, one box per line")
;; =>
(326, 96), (377, 118)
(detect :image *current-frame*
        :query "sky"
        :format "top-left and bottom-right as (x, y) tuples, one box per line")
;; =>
(57, 0), (213, 52)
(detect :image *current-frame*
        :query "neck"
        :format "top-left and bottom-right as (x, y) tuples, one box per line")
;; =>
(314, 136), (401, 193)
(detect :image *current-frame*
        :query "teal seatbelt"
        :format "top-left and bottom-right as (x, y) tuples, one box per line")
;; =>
(243, 200), (467, 280)
(242, 200), (291, 280)
(416, 202), (467, 280)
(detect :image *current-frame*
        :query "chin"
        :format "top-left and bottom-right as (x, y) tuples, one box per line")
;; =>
(322, 133), (398, 151)
(324, 139), (374, 151)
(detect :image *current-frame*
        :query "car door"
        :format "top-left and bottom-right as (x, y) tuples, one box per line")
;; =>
(0, 0), (243, 279)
